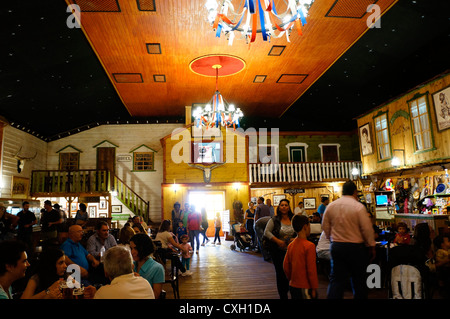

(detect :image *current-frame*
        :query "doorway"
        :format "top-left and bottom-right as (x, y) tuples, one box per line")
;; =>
(97, 147), (116, 172)
(188, 191), (225, 237)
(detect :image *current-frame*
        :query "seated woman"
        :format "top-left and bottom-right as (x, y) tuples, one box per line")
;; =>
(130, 233), (165, 299)
(155, 220), (188, 276)
(21, 247), (67, 299)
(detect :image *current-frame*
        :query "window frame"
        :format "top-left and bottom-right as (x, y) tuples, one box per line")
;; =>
(132, 151), (155, 172)
(373, 111), (392, 162)
(408, 92), (436, 154)
(59, 152), (80, 171)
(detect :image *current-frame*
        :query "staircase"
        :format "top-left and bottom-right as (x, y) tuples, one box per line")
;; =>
(112, 175), (149, 222)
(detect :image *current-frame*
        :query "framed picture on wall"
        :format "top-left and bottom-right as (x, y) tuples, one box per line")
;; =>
(11, 176), (30, 198)
(112, 205), (122, 213)
(358, 123), (374, 156)
(99, 213), (108, 218)
(99, 200), (107, 210)
(432, 85), (450, 132)
(272, 194), (286, 206)
(304, 198), (316, 210)
(88, 206), (96, 217)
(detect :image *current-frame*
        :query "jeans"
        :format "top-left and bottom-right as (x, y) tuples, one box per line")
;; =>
(181, 257), (190, 271)
(214, 227), (221, 243)
(270, 247), (289, 299)
(327, 242), (369, 299)
(189, 229), (200, 251)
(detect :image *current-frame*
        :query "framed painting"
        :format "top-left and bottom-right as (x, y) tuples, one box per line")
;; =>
(272, 194), (286, 206)
(304, 198), (316, 210)
(358, 122), (374, 156)
(111, 205), (122, 213)
(88, 205), (96, 218)
(99, 199), (107, 210)
(432, 85), (450, 132)
(11, 176), (30, 198)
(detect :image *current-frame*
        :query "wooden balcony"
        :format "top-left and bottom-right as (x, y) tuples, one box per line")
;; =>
(31, 169), (110, 196)
(249, 161), (363, 185)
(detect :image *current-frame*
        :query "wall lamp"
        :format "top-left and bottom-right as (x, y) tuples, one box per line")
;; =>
(392, 149), (405, 168)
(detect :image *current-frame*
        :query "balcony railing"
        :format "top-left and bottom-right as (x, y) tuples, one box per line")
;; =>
(31, 169), (110, 194)
(249, 161), (363, 184)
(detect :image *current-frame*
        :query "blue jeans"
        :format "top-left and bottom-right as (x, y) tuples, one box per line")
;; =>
(327, 242), (369, 299)
(189, 230), (200, 251)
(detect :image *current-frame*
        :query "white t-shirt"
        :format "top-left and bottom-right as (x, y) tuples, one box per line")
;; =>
(155, 231), (174, 249)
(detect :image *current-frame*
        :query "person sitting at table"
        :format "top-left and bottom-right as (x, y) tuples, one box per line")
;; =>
(130, 233), (165, 299)
(393, 222), (410, 246)
(155, 220), (188, 275)
(21, 247), (66, 299)
(92, 245), (155, 299)
(133, 223), (146, 235)
(310, 212), (321, 224)
(118, 223), (135, 248)
(86, 221), (117, 260)
(61, 225), (100, 285)
(74, 203), (89, 228)
(0, 240), (29, 299)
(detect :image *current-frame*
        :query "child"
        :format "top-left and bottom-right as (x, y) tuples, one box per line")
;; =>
(176, 221), (187, 243)
(433, 234), (450, 297)
(283, 214), (318, 299)
(393, 222), (411, 245)
(213, 212), (221, 245)
(180, 235), (193, 276)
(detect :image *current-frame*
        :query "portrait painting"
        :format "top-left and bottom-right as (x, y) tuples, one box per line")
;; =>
(432, 85), (450, 132)
(359, 123), (374, 156)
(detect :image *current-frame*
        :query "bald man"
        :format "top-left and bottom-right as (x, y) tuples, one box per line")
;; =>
(61, 225), (100, 279)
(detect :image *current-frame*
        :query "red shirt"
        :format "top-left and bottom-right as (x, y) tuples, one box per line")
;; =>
(283, 237), (318, 289)
(187, 212), (201, 231)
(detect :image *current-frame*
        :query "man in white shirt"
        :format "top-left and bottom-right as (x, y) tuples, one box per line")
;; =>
(294, 201), (307, 216)
(93, 245), (155, 299)
(322, 180), (376, 299)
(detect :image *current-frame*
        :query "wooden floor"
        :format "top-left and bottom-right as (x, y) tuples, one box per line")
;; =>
(162, 237), (389, 300)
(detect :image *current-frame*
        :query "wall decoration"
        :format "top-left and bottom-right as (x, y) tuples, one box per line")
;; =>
(272, 194), (286, 206)
(11, 176), (30, 198)
(432, 85), (450, 132)
(99, 200), (107, 210)
(88, 205), (97, 217)
(304, 198), (316, 210)
(111, 205), (122, 213)
(358, 122), (374, 156)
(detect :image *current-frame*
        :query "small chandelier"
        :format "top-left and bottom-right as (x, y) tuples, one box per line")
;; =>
(193, 66), (243, 130)
(205, 0), (314, 45)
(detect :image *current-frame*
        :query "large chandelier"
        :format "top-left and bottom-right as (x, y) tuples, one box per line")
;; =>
(193, 66), (244, 130)
(205, 0), (314, 45)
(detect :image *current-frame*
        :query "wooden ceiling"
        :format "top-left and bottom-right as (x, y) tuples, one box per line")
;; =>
(65, 0), (398, 119)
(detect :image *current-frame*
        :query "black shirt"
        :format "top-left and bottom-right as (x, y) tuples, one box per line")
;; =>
(40, 209), (61, 232)
(17, 210), (36, 234)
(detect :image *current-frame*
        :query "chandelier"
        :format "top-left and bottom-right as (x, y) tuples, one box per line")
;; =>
(193, 66), (244, 130)
(205, 0), (314, 45)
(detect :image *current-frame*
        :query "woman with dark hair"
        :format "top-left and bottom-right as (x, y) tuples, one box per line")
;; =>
(0, 240), (29, 299)
(21, 247), (66, 299)
(263, 199), (296, 299)
(130, 233), (165, 299)
(155, 220), (188, 276)
(75, 203), (89, 228)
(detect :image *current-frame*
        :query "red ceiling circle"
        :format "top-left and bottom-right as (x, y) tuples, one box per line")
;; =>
(189, 55), (246, 77)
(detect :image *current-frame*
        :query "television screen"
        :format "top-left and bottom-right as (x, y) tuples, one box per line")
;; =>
(376, 195), (388, 206)
(193, 142), (222, 164)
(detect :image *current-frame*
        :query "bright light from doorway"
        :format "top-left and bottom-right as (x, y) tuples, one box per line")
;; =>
(188, 191), (225, 220)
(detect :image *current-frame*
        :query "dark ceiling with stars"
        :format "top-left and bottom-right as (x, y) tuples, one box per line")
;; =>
(0, 0), (449, 141)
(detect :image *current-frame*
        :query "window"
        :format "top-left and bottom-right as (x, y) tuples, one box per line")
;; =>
(133, 152), (154, 171)
(59, 152), (79, 170)
(409, 95), (432, 152)
(318, 144), (340, 162)
(374, 113), (391, 160)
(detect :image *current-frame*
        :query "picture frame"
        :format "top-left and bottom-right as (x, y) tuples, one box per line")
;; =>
(11, 176), (30, 198)
(111, 205), (122, 213)
(358, 122), (374, 156)
(99, 199), (107, 210)
(99, 213), (108, 218)
(272, 194), (286, 206)
(88, 205), (96, 218)
(432, 85), (450, 132)
(304, 198), (316, 210)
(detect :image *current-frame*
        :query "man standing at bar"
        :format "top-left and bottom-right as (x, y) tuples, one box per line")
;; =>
(322, 180), (376, 299)
(16, 201), (37, 253)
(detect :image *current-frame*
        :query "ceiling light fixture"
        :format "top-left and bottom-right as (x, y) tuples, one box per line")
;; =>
(205, 0), (313, 45)
(193, 65), (243, 130)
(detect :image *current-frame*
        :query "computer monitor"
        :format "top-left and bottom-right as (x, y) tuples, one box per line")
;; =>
(376, 194), (388, 206)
